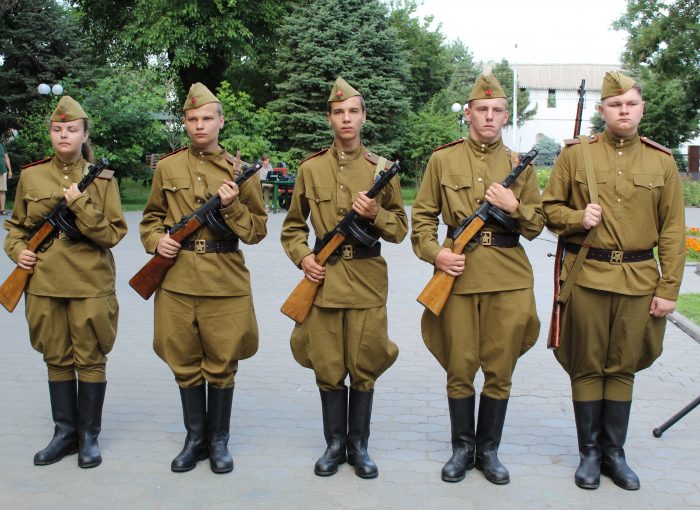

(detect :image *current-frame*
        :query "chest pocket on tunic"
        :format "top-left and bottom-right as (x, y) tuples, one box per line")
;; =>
(632, 174), (664, 191)
(163, 178), (190, 194)
(574, 169), (608, 204)
(306, 186), (332, 206)
(25, 189), (60, 224)
(440, 174), (471, 210)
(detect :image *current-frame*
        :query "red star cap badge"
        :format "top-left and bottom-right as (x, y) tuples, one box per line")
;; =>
(59, 113), (66, 120)
(191, 97), (197, 104)
(485, 89), (493, 97)
(337, 89), (343, 97)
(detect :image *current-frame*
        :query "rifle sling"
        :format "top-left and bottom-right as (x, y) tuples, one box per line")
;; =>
(558, 135), (598, 304)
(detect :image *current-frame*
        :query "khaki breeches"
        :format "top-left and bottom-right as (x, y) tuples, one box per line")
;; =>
(25, 293), (118, 382)
(290, 305), (399, 392)
(421, 288), (540, 399)
(556, 285), (666, 401)
(154, 289), (259, 388)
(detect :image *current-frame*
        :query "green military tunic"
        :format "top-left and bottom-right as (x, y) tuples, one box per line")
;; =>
(139, 146), (267, 388)
(281, 143), (407, 391)
(4, 156), (127, 382)
(542, 131), (685, 401)
(411, 137), (544, 399)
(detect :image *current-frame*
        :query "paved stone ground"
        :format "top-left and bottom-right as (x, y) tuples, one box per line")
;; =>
(1, 208), (699, 510)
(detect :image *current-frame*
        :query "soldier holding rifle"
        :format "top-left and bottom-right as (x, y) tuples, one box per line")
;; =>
(138, 83), (266, 473)
(3, 97), (127, 468)
(542, 71), (685, 490)
(411, 74), (544, 485)
(280, 77), (407, 479)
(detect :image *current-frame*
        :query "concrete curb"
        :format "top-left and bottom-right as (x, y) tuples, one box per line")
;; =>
(668, 311), (700, 344)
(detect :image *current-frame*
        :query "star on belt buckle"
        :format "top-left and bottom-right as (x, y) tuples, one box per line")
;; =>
(341, 245), (354, 260)
(195, 239), (206, 254)
(610, 250), (623, 264)
(480, 231), (493, 246)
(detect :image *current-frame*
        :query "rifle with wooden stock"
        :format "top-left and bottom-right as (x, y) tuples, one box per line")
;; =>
(0, 157), (110, 313)
(417, 148), (539, 317)
(547, 78), (586, 350)
(280, 161), (400, 324)
(128, 153), (260, 300)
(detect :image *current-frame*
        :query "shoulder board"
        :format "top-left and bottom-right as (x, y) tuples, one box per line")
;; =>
(158, 146), (188, 161)
(96, 169), (115, 180)
(364, 151), (395, 170)
(641, 137), (672, 155)
(432, 138), (465, 153)
(20, 157), (52, 170)
(299, 148), (329, 165)
(564, 134), (600, 146)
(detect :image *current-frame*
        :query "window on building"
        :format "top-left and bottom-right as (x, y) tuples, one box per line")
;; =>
(547, 89), (556, 108)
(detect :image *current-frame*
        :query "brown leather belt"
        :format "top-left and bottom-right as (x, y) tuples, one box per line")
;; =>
(565, 243), (653, 264)
(181, 239), (239, 254)
(446, 227), (520, 248)
(313, 238), (381, 260)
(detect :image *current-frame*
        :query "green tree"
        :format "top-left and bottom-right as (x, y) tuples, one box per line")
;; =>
(73, 0), (295, 102)
(614, 0), (700, 113)
(491, 59), (537, 127)
(270, 0), (410, 161)
(443, 40), (481, 108)
(0, 0), (94, 136)
(533, 134), (560, 166)
(387, 0), (451, 109)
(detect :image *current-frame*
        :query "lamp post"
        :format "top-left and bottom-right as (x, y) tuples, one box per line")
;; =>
(451, 102), (464, 133)
(37, 83), (64, 96)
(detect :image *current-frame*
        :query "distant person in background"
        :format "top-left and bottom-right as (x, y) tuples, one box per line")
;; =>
(0, 139), (12, 214)
(258, 154), (274, 212)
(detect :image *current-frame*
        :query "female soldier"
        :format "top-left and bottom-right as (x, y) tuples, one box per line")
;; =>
(3, 96), (127, 468)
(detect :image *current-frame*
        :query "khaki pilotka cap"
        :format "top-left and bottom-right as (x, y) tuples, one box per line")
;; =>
(468, 73), (507, 102)
(328, 77), (362, 103)
(183, 82), (220, 111)
(601, 71), (637, 100)
(50, 96), (88, 122)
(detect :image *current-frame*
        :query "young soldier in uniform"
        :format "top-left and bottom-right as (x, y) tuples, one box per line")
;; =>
(139, 83), (267, 473)
(411, 74), (544, 485)
(542, 71), (684, 490)
(4, 96), (127, 468)
(281, 77), (407, 479)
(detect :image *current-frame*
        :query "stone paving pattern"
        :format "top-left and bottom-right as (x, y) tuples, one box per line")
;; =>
(1, 208), (699, 510)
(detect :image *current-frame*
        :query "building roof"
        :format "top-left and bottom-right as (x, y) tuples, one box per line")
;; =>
(483, 63), (622, 91)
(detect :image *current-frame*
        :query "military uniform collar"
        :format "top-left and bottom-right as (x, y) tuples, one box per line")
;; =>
(467, 136), (502, 155)
(602, 130), (639, 148)
(330, 143), (364, 162)
(53, 156), (84, 174)
(188, 145), (227, 161)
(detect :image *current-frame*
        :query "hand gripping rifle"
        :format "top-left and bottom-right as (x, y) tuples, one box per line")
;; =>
(417, 148), (538, 316)
(0, 157), (110, 313)
(128, 153), (260, 300)
(547, 79), (585, 350)
(280, 161), (400, 324)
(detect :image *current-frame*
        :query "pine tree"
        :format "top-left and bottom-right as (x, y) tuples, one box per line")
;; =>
(270, 0), (410, 160)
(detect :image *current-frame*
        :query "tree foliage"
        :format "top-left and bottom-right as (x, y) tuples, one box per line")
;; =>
(0, 0), (94, 135)
(387, 0), (451, 109)
(270, 0), (410, 160)
(614, 0), (700, 111)
(72, 0), (295, 100)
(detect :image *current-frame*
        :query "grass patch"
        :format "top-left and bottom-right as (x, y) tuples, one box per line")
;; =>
(677, 293), (700, 324)
(119, 177), (152, 211)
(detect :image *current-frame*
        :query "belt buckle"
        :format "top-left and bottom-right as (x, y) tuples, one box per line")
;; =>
(610, 250), (623, 264)
(480, 231), (492, 246)
(341, 245), (354, 260)
(195, 239), (206, 254)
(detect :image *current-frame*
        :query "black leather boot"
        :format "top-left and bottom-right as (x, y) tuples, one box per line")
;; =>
(77, 381), (106, 468)
(34, 380), (78, 465)
(208, 385), (234, 474)
(600, 400), (640, 490)
(314, 388), (348, 476)
(475, 395), (510, 485)
(573, 400), (603, 489)
(347, 389), (378, 479)
(171, 384), (208, 472)
(442, 395), (476, 482)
